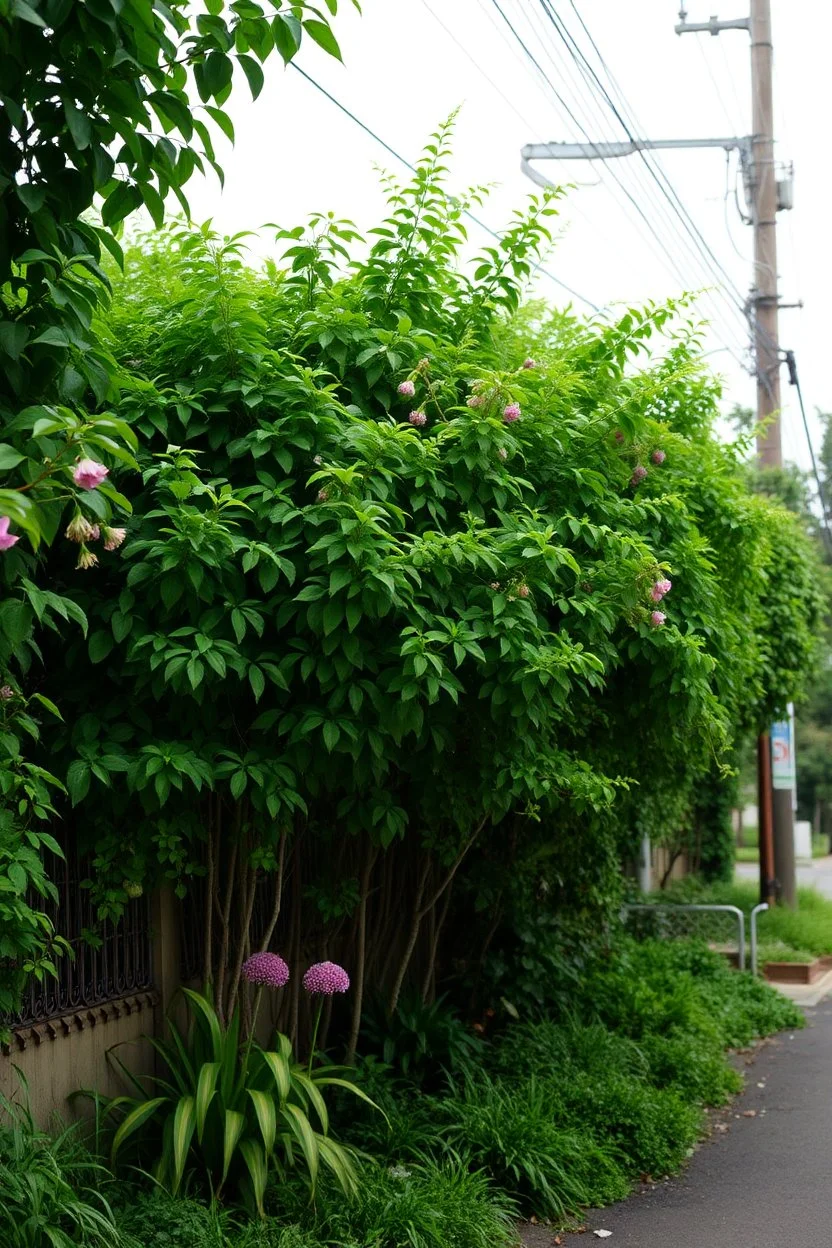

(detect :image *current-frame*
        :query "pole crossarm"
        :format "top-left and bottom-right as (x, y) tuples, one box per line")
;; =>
(521, 138), (751, 191)
(675, 16), (750, 35)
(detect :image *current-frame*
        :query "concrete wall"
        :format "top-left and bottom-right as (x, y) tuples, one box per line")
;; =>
(1, 887), (181, 1125)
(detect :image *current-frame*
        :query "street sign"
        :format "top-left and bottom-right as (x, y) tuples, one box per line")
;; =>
(771, 717), (795, 790)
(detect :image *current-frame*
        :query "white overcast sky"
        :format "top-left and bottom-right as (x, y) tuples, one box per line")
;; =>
(185, 0), (831, 475)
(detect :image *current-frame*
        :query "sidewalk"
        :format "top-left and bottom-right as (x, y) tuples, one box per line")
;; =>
(561, 1001), (832, 1246)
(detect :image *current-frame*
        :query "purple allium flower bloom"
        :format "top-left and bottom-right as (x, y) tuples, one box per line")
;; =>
(242, 952), (290, 988)
(503, 403), (521, 424)
(630, 465), (648, 486)
(303, 961), (350, 995)
(467, 394), (484, 409)
(651, 449), (666, 465)
(398, 380), (416, 397)
(522, 357), (536, 370)
(498, 447), (508, 461)
(650, 610), (666, 628)
(409, 410), (427, 427)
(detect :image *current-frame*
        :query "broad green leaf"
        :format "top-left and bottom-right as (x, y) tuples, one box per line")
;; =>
(262, 1049), (291, 1102)
(302, 19), (342, 60)
(171, 1095), (196, 1194)
(281, 1102), (319, 1187)
(111, 1097), (168, 1163)
(221, 1109), (245, 1182)
(237, 54), (265, 100)
(195, 1062), (220, 1143)
(248, 1088), (277, 1155)
(239, 1138), (269, 1217)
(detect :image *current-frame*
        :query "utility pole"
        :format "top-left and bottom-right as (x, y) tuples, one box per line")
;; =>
(521, 0), (796, 906)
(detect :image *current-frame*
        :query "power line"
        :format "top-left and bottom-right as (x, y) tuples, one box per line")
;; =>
(553, 1), (782, 368)
(785, 350), (832, 547)
(289, 63), (600, 311)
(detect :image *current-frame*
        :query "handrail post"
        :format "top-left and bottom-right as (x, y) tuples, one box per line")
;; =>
(750, 902), (769, 975)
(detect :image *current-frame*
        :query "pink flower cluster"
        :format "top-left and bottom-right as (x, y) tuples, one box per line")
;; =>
(73, 459), (109, 490)
(630, 465), (648, 487)
(650, 578), (672, 603)
(503, 403), (521, 424)
(242, 952), (290, 988)
(398, 380), (416, 397)
(467, 394), (484, 409)
(0, 516), (19, 551)
(650, 610), (666, 628)
(303, 961), (350, 995)
(409, 410), (427, 427)
(651, 449), (666, 465)
(522, 357), (536, 370)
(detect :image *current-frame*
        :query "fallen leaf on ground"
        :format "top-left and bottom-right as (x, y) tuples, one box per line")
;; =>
(742, 1109), (758, 1118)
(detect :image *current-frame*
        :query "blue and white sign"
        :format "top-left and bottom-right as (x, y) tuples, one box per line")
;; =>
(771, 715), (795, 790)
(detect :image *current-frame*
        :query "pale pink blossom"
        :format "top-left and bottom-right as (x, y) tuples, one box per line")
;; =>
(409, 411), (427, 427)
(522, 358), (536, 370)
(65, 514), (96, 543)
(0, 516), (20, 551)
(398, 380), (416, 397)
(317, 489), (329, 503)
(103, 526), (126, 551)
(651, 449), (666, 465)
(76, 547), (98, 571)
(467, 394), (484, 409)
(73, 458), (109, 490)
(517, 583), (530, 598)
(650, 610), (666, 627)
(503, 403), (521, 424)
(630, 465), (648, 486)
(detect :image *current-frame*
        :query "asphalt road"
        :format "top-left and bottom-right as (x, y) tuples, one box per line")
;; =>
(735, 854), (832, 898)
(563, 1002), (832, 1247)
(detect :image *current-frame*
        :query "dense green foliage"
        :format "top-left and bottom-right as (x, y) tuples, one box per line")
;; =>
(0, 1072), (120, 1248)
(0, 0), (346, 1028)
(102, 988), (367, 1214)
(664, 879), (832, 962)
(3, 124), (816, 1044)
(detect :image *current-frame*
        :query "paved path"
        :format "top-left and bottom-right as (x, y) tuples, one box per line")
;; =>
(563, 1002), (832, 1246)
(736, 853), (832, 898)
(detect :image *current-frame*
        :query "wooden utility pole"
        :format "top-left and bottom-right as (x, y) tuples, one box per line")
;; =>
(748, 0), (796, 905)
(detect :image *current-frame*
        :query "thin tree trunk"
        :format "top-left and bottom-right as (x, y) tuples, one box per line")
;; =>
(214, 809), (240, 1022)
(226, 856), (259, 1025)
(258, 828), (288, 953)
(202, 795), (216, 991)
(388, 819), (485, 1016)
(421, 878), (454, 1003)
(346, 845), (377, 1064)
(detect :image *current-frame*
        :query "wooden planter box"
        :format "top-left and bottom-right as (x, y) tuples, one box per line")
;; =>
(763, 955), (832, 984)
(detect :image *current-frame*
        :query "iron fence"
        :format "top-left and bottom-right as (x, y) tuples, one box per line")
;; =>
(6, 838), (154, 1028)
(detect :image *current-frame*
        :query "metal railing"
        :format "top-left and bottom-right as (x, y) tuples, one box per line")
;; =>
(622, 903), (747, 971)
(750, 903), (769, 976)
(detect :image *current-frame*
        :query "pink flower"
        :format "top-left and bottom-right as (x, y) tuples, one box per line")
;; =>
(76, 547), (98, 571)
(503, 403), (521, 423)
(398, 380), (416, 397)
(317, 489), (329, 502)
(467, 395), (484, 409)
(649, 584), (664, 603)
(522, 358), (536, 370)
(498, 447), (508, 461)
(409, 410), (427, 427)
(650, 610), (666, 628)
(651, 449), (666, 465)
(657, 578), (672, 595)
(517, 583), (530, 598)
(0, 685), (15, 701)
(242, 952), (290, 989)
(103, 526), (126, 551)
(0, 516), (20, 551)
(630, 465), (648, 486)
(303, 961), (350, 995)
(73, 458), (109, 490)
